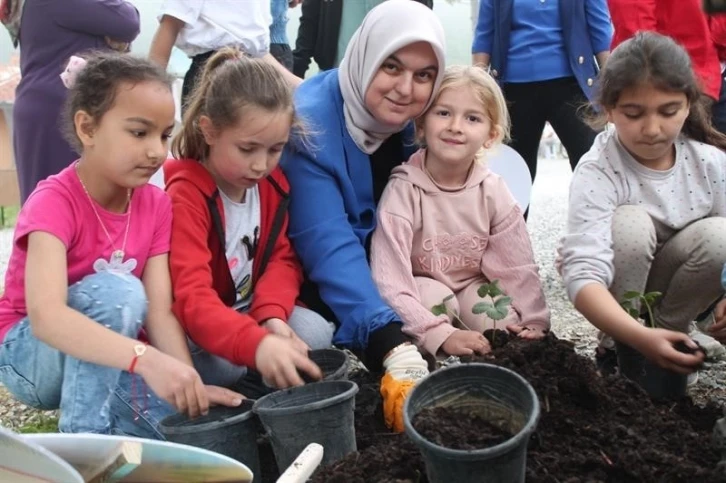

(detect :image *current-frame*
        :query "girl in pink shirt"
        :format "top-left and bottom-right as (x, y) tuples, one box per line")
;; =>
(0, 52), (242, 438)
(371, 65), (550, 358)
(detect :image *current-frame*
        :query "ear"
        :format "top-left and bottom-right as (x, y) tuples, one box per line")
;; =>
(484, 125), (501, 150)
(199, 115), (219, 145)
(74, 110), (97, 147)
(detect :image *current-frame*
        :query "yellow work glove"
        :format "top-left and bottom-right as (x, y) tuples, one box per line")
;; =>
(380, 343), (429, 432)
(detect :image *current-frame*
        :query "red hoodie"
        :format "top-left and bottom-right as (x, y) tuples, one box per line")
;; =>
(164, 159), (303, 369)
(608, 0), (724, 100)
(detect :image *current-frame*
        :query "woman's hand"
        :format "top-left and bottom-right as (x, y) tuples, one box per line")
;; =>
(441, 329), (490, 356)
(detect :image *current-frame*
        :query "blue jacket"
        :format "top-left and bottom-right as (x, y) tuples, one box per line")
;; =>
(281, 69), (416, 349)
(472, 0), (612, 100)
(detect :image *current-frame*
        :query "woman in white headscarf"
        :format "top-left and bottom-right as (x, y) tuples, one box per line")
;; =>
(281, 0), (445, 432)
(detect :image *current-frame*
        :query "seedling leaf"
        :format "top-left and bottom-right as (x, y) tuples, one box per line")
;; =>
(643, 291), (662, 306)
(431, 303), (447, 316)
(623, 291), (641, 300)
(487, 280), (504, 297)
(472, 302), (491, 315)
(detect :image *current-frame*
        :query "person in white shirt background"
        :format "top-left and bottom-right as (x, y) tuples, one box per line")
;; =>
(148, 0), (302, 115)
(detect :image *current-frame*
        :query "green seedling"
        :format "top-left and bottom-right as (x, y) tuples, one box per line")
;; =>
(431, 280), (513, 340)
(620, 290), (662, 328)
(472, 280), (512, 321)
(431, 294), (455, 318)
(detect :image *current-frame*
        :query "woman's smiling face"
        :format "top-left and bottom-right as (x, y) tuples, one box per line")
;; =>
(364, 41), (439, 127)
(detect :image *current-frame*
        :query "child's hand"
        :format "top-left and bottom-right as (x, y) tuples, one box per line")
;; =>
(262, 318), (309, 355)
(441, 329), (490, 356)
(136, 347), (210, 418)
(507, 324), (547, 340)
(256, 334), (322, 388)
(633, 328), (704, 374)
(204, 385), (245, 408)
(708, 299), (726, 342)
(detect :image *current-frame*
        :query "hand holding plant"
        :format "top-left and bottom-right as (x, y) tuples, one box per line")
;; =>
(631, 328), (704, 374)
(620, 290), (704, 372)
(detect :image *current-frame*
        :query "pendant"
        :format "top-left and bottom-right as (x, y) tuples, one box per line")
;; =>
(111, 250), (125, 265)
(93, 250), (138, 276)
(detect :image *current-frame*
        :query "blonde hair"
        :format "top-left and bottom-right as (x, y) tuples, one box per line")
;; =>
(415, 65), (510, 157)
(172, 47), (309, 161)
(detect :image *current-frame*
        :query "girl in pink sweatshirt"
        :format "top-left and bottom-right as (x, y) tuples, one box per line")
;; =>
(371, 65), (550, 358)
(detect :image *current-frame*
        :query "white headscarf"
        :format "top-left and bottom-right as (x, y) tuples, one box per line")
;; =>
(338, 0), (446, 154)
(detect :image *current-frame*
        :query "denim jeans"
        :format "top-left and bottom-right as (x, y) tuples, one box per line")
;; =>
(0, 272), (175, 439)
(190, 305), (335, 388)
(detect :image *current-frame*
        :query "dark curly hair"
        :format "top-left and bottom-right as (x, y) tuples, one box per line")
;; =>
(62, 51), (172, 152)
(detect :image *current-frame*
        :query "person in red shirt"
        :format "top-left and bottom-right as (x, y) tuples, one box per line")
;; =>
(165, 47), (333, 395)
(608, 0), (726, 133)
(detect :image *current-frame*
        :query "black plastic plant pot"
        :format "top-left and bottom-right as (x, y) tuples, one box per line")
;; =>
(159, 400), (261, 480)
(403, 363), (540, 483)
(302, 348), (350, 383)
(615, 341), (687, 400)
(253, 380), (359, 472)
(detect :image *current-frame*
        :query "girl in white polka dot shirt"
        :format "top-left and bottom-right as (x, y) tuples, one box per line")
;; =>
(559, 32), (726, 376)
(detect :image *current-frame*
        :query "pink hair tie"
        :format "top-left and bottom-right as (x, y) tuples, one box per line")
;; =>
(60, 56), (88, 89)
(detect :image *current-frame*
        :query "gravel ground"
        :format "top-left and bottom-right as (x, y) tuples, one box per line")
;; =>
(1, 155), (724, 431)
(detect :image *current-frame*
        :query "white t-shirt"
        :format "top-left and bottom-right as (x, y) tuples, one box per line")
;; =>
(220, 186), (261, 311)
(559, 130), (726, 303)
(159, 0), (271, 57)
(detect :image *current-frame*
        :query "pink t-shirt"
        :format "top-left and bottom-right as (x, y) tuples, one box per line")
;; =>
(0, 164), (172, 341)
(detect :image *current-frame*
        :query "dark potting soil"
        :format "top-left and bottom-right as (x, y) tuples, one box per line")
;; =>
(412, 406), (513, 449)
(311, 333), (726, 483)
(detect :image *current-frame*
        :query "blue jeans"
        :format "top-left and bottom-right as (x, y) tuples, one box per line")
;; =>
(191, 305), (335, 388)
(0, 272), (175, 439)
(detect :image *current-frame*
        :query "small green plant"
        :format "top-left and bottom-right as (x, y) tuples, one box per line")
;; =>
(471, 280), (512, 322)
(431, 280), (513, 338)
(431, 294), (455, 318)
(620, 290), (662, 328)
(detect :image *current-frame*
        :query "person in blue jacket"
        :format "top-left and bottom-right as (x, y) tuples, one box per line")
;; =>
(472, 0), (612, 203)
(281, 0), (445, 433)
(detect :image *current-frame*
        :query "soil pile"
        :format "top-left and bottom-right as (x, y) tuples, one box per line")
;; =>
(312, 334), (726, 483)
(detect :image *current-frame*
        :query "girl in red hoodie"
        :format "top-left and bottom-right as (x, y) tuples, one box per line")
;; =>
(165, 47), (331, 391)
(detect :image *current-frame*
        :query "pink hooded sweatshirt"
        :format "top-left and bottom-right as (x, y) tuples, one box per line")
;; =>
(371, 149), (550, 355)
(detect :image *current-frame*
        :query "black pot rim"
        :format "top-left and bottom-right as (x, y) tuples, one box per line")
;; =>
(159, 399), (257, 435)
(403, 363), (541, 460)
(252, 380), (359, 416)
